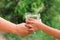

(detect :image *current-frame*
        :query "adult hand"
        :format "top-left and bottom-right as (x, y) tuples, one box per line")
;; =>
(16, 23), (34, 36)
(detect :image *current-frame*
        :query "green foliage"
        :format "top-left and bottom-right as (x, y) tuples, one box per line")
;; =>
(40, 0), (60, 40)
(0, 0), (60, 40)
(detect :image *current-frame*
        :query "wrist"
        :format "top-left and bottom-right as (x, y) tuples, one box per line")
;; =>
(11, 26), (18, 35)
(38, 22), (44, 30)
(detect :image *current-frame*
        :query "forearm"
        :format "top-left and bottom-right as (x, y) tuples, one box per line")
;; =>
(0, 17), (17, 34)
(39, 23), (60, 39)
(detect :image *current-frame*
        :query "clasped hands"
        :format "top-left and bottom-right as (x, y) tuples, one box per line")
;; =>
(0, 17), (60, 39)
(16, 18), (42, 36)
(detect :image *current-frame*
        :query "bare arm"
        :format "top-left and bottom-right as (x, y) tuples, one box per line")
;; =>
(0, 17), (17, 34)
(0, 17), (33, 36)
(38, 23), (60, 39)
(26, 18), (60, 39)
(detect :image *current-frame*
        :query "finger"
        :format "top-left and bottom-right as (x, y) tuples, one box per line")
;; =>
(26, 18), (34, 23)
(25, 24), (33, 29)
(27, 28), (35, 34)
(28, 18), (35, 21)
(26, 21), (34, 24)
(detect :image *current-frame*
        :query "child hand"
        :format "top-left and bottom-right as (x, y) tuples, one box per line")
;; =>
(26, 18), (42, 30)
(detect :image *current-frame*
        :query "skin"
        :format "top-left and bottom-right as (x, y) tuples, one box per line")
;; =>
(0, 17), (33, 36)
(26, 18), (60, 39)
(16, 23), (34, 36)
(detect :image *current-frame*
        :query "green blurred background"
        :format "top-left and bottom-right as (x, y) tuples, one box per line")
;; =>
(0, 0), (60, 40)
